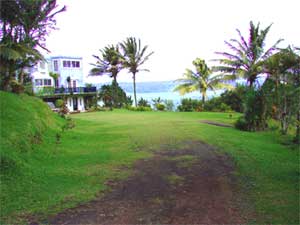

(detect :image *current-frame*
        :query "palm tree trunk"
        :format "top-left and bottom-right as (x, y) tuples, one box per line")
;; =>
(133, 72), (137, 107)
(112, 75), (117, 108)
(113, 75), (117, 84)
(201, 90), (206, 108)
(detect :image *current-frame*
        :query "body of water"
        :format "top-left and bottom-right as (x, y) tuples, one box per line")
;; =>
(95, 81), (225, 109)
(126, 90), (224, 107)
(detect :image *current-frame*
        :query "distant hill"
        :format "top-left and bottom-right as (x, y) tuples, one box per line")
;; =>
(94, 79), (242, 94)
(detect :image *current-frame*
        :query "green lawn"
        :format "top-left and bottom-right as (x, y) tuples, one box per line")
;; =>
(1, 108), (299, 224)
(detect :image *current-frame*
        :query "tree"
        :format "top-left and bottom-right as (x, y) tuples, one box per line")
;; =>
(49, 71), (59, 87)
(264, 47), (300, 138)
(0, 0), (66, 91)
(174, 58), (233, 106)
(98, 82), (129, 108)
(214, 21), (282, 87)
(90, 44), (123, 107)
(90, 45), (122, 84)
(119, 37), (154, 107)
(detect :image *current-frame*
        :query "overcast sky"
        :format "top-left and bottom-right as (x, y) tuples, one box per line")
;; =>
(45, 0), (300, 83)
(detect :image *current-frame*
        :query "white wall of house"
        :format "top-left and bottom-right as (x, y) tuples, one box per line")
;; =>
(66, 96), (85, 112)
(50, 56), (84, 88)
(30, 59), (54, 93)
(30, 56), (88, 112)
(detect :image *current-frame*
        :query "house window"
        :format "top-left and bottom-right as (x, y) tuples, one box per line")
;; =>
(35, 79), (43, 86)
(62, 60), (80, 68)
(53, 60), (58, 71)
(54, 79), (59, 87)
(40, 62), (45, 69)
(44, 79), (52, 86)
(69, 98), (72, 106)
(79, 98), (82, 106)
(63, 60), (71, 67)
(73, 80), (76, 88)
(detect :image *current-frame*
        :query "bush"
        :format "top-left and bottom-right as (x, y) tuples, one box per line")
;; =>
(24, 84), (34, 96)
(55, 99), (64, 108)
(234, 116), (249, 131)
(138, 98), (150, 107)
(99, 81), (129, 108)
(59, 100), (69, 117)
(156, 103), (165, 111)
(219, 103), (232, 112)
(10, 80), (24, 94)
(177, 98), (202, 112)
(164, 99), (174, 111)
(220, 85), (247, 113)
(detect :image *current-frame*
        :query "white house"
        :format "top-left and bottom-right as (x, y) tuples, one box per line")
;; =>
(30, 56), (96, 112)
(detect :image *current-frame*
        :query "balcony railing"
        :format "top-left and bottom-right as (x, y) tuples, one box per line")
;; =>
(36, 86), (97, 96)
(54, 86), (97, 94)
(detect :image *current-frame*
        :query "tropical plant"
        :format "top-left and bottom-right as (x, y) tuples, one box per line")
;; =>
(137, 98), (150, 107)
(152, 97), (164, 110)
(0, 0), (66, 91)
(90, 44), (122, 84)
(214, 21), (282, 87)
(164, 99), (174, 111)
(49, 72), (59, 87)
(98, 82), (129, 108)
(174, 58), (232, 106)
(219, 85), (247, 113)
(90, 44), (131, 108)
(152, 97), (163, 105)
(264, 47), (300, 138)
(119, 37), (154, 106)
(177, 98), (202, 112)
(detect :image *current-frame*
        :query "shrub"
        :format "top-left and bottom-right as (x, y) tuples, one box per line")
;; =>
(99, 81), (128, 108)
(55, 99), (64, 108)
(10, 80), (24, 94)
(59, 100), (69, 117)
(164, 99), (174, 111)
(219, 103), (232, 112)
(220, 85), (247, 113)
(156, 103), (165, 111)
(138, 98), (150, 107)
(234, 116), (249, 131)
(24, 84), (34, 96)
(177, 98), (202, 112)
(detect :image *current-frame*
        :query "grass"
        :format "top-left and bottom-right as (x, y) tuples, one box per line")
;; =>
(0, 93), (299, 224)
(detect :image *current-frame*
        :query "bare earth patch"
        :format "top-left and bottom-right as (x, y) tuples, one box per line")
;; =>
(200, 120), (234, 128)
(44, 141), (250, 224)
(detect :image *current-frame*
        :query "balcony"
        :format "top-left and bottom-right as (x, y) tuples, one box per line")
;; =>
(54, 86), (97, 94)
(36, 86), (97, 97)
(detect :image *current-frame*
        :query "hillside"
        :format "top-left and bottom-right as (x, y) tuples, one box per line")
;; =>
(0, 92), (63, 175)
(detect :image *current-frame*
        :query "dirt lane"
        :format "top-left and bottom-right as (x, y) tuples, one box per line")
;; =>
(46, 141), (249, 224)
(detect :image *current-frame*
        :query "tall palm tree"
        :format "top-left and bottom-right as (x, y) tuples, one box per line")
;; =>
(263, 47), (300, 136)
(214, 21), (282, 87)
(90, 44), (122, 84)
(174, 58), (233, 105)
(119, 37), (154, 107)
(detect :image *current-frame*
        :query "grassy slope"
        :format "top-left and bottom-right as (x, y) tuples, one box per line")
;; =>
(0, 97), (299, 224)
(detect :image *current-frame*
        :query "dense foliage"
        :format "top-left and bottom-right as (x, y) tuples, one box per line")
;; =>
(174, 58), (232, 105)
(0, 0), (65, 92)
(98, 81), (130, 108)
